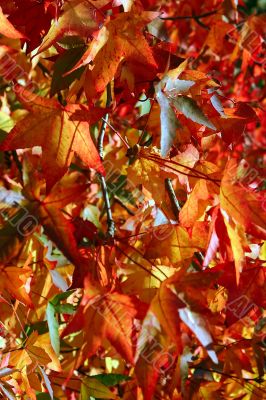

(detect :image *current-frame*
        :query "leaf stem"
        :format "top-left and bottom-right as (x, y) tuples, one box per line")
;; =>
(97, 83), (115, 238)
(143, 154), (221, 183)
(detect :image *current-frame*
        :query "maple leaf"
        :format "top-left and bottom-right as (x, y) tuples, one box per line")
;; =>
(172, 96), (216, 130)
(80, 377), (117, 399)
(212, 102), (258, 143)
(203, 20), (234, 54)
(222, 217), (247, 285)
(220, 159), (266, 238)
(73, 11), (158, 101)
(62, 289), (141, 366)
(0, 199), (39, 263)
(150, 281), (184, 348)
(0, 264), (32, 307)
(155, 62), (195, 157)
(135, 311), (172, 400)
(145, 222), (209, 265)
(211, 262), (266, 326)
(7, 0), (58, 51)
(31, 176), (92, 279)
(6, 332), (54, 399)
(0, 87), (104, 190)
(0, 6), (26, 39)
(9, 331), (52, 370)
(38, 0), (103, 54)
(0, 1), (265, 398)
(127, 151), (166, 206)
(148, 267), (220, 374)
(34, 332), (61, 372)
(179, 179), (215, 227)
(203, 207), (236, 268)
(154, 62), (217, 157)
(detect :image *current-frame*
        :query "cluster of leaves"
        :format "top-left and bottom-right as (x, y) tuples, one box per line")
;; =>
(0, 0), (265, 399)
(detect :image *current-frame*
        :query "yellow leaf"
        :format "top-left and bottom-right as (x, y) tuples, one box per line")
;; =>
(81, 377), (117, 399)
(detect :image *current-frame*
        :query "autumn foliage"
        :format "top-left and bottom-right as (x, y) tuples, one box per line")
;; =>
(0, 0), (265, 399)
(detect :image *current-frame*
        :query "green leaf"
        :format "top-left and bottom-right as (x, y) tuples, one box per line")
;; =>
(93, 373), (131, 386)
(173, 96), (216, 130)
(58, 36), (86, 50)
(50, 290), (76, 305)
(25, 321), (49, 336)
(51, 46), (86, 96)
(36, 393), (59, 400)
(46, 302), (60, 356)
(0, 129), (7, 143)
(54, 303), (76, 314)
(0, 111), (14, 133)
(80, 377), (116, 399)
(0, 204), (36, 263)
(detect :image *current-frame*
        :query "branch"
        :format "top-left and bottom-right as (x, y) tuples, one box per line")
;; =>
(12, 150), (23, 181)
(194, 17), (210, 30)
(97, 83), (115, 239)
(160, 9), (218, 21)
(98, 83), (112, 160)
(165, 178), (181, 220)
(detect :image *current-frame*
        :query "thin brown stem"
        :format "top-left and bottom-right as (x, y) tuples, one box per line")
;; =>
(102, 118), (130, 149)
(116, 245), (163, 282)
(160, 9), (218, 21)
(142, 155), (221, 184)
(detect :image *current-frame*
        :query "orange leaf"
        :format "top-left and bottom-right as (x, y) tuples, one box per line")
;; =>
(220, 159), (266, 238)
(38, 0), (103, 54)
(0, 265), (32, 307)
(63, 290), (141, 365)
(83, 11), (158, 101)
(0, 6), (26, 39)
(0, 87), (104, 190)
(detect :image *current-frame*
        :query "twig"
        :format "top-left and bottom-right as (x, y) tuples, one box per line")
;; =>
(101, 118), (130, 149)
(97, 83), (115, 238)
(98, 174), (115, 237)
(194, 17), (210, 30)
(114, 196), (135, 215)
(98, 83), (112, 159)
(160, 9), (218, 21)
(165, 178), (181, 220)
